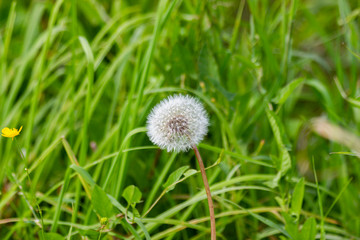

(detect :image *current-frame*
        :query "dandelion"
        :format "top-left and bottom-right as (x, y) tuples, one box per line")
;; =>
(147, 94), (216, 239)
(1, 126), (23, 140)
(147, 94), (209, 152)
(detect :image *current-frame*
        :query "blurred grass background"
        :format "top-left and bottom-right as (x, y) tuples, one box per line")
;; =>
(0, 0), (360, 239)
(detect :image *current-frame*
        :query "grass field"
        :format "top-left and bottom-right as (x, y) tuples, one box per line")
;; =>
(1, 0), (360, 239)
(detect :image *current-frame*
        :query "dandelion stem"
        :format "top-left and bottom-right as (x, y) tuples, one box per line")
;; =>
(193, 145), (216, 240)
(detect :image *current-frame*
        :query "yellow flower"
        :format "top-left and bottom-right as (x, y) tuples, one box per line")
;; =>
(1, 126), (23, 140)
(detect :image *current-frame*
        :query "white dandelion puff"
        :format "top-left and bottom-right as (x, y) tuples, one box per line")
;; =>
(146, 94), (216, 239)
(147, 94), (209, 152)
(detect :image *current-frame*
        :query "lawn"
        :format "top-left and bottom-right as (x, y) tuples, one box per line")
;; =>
(0, 0), (360, 239)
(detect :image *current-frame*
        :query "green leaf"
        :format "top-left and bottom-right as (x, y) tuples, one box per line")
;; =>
(291, 178), (305, 220)
(283, 213), (298, 239)
(43, 233), (64, 240)
(280, 148), (292, 175)
(272, 78), (304, 105)
(183, 169), (197, 178)
(70, 164), (95, 188)
(299, 217), (317, 240)
(265, 105), (292, 149)
(122, 185), (142, 207)
(163, 166), (190, 192)
(265, 106), (292, 187)
(79, 36), (94, 66)
(91, 185), (114, 218)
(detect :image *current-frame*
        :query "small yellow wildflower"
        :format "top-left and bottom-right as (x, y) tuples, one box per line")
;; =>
(1, 126), (23, 140)
(100, 217), (108, 226)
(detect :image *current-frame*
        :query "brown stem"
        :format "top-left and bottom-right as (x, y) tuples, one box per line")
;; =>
(193, 145), (216, 240)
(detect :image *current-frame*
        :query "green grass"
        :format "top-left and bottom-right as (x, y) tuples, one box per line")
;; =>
(1, 0), (360, 239)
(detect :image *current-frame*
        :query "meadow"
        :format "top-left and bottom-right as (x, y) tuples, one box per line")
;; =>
(0, 0), (360, 239)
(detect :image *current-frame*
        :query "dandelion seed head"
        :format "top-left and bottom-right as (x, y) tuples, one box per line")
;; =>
(147, 94), (209, 152)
